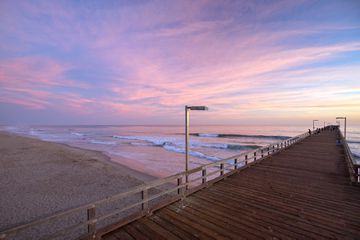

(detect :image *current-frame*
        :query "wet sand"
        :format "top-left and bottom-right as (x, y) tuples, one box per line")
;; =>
(0, 132), (155, 233)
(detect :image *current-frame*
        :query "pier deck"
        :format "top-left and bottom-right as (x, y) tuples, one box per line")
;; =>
(102, 130), (360, 239)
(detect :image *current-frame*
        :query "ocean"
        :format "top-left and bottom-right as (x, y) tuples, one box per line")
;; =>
(2, 125), (359, 178)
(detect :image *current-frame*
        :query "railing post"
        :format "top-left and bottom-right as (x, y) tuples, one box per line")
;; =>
(142, 189), (149, 214)
(280, 142), (283, 149)
(261, 149), (264, 158)
(267, 147), (270, 155)
(245, 154), (248, 164)
(234, 158), (238, 169)
(177, 177), (182, 195)
(272, 145), (275, 153)
(254, 152), (257, 161)
(220, 163), (224, 176)
(87, 205), (96, 238)
(202, 168), (207, 183)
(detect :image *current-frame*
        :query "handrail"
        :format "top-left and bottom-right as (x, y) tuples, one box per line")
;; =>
(339, 130), (360, 184)
(0, 131), (310, 240)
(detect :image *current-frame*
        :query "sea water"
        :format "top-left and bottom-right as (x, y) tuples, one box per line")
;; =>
(2, 125), (359, 178)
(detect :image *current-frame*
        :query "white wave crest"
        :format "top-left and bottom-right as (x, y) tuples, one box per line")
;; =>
(71, 132), (85, 137)
(90, 140), (116, 145)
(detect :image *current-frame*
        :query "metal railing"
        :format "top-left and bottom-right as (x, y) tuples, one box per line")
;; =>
(0, 131), (310, 240)
(339, 130), (360, 185)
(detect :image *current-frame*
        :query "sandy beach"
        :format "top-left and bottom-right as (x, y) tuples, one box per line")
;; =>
(0, 132), (155, 236)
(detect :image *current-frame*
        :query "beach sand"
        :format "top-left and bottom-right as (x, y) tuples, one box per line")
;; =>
(0, 132), (155, 237)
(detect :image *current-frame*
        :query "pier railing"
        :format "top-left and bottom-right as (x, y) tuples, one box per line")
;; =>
(339, 131), (360, 185)
(0, 131), (310, 240)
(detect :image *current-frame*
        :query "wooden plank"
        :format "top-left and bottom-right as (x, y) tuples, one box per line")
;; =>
(158, 208), (217, 239)
(131, 221), (168, 240)
(171, 200), (275, 239)
(193, 192), (332, 239)
(149, 214), (199, 240)
(104, 229), (134, 240)
(137, 217), (182, 240)
(123, 224), (149, 240)
(183, 196), (318, 240)
(166, 204), (244, 240)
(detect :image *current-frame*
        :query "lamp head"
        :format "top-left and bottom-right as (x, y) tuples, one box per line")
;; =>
(186, 106), (208, 111)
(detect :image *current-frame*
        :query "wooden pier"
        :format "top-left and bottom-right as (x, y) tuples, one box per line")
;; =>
(102, 130), (360, 240)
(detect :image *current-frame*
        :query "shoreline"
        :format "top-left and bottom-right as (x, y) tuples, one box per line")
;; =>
(0, 131), (156, 232)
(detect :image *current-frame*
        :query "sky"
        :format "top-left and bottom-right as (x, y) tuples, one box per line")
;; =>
(0, 0), (359, 126)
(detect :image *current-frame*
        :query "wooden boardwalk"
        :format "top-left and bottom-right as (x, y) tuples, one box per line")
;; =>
(102, 130), (360, 240)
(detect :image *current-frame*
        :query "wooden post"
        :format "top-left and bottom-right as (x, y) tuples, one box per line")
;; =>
(245, 155), (248, 164)
(272, 145), (275, 153)
(142, 189), (149, 214)
(177, 177), (182, 195)
(202, 168), (207, 183)
(261, 149), (263, 158)
(254, 152), (257, 161)
(234, 158), (238, 169)
(87, 205), (96, 237)
(220, 163), (224, 176)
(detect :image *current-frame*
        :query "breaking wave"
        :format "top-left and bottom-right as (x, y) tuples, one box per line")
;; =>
(89, 140), (116, 145)
(71, 132), (85, 137)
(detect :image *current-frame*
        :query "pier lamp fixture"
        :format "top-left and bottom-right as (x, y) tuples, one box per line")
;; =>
(336, 117), (347, 139)
(185, 105), (208, 186)
(313, 120), (319, 131)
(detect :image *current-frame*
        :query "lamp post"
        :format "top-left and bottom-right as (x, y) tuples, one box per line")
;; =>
(185, 106), (208, 186)
(336, 117), (347, 139)
(313, 120), (318, 131)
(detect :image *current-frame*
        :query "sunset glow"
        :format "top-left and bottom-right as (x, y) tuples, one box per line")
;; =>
(0, 0), (359, 125)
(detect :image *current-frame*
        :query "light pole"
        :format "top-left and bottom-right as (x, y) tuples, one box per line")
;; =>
(336, 117), (347, 139)
(185, 105), (208, 186)
(313, 120), (318, 131)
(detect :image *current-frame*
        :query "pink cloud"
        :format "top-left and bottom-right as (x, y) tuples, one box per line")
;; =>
(0, 56), (92, 110)
(0, 56), (90, 89)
